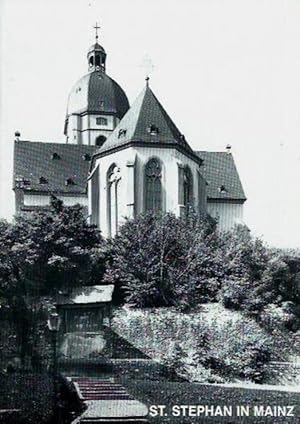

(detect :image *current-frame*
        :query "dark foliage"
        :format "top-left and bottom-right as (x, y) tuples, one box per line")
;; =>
(104, 212), (219, 308)
(0, 197), (107, 366)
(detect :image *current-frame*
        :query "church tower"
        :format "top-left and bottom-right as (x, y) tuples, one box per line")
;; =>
(64, 26), (129, 147)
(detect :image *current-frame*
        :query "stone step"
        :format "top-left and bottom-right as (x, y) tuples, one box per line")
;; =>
(82, 396), (135, 401)
(81, 392), (129, 396)
(80, 390), (129, 393)
(80, 419), (149, 423)
(69, 377), (148, 423)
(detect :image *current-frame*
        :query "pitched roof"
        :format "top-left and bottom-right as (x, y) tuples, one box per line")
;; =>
(13, 140), (245, 201)
(56, 285), (114, 306)
(97, 84), (195, 157)
(13, 141), (97, 194)
(196, 151), (246, 201)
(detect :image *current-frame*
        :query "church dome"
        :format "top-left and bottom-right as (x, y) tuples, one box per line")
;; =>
(64, 29), (130, 143)
(66, 71), (129, 118)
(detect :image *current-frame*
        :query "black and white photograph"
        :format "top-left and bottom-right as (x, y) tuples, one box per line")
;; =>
(0, 0), (300, 422)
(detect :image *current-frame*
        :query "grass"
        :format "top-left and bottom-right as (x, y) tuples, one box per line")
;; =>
(121, 378), (300, 423)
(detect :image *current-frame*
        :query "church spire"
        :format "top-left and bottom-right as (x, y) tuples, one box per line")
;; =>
(87, 23), (107, 73)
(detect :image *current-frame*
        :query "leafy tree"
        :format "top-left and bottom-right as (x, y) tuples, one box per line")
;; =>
(2, 196), (106, 295)
(104, 212), (220, 308)
(0, 196), (106, 365)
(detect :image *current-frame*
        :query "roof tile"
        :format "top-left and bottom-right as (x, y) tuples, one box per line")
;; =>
(197, 151), (246, 201)
(13, 141), (97, 194)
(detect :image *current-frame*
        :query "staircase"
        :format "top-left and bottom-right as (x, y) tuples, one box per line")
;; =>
(69, 377), (149, 424)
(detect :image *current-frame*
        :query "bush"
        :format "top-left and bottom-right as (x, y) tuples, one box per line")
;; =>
(112, 305), (281, 383)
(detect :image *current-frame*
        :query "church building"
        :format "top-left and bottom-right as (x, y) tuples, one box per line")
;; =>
(13, 31), (246, 236)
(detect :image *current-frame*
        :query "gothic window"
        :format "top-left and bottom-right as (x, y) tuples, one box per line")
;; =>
(183, 166), (193, 206)
(107, 164), (121, 237)
(145, 158), (162, 212)
(90, 166), (100, 227)
(95, 135), (106, 147)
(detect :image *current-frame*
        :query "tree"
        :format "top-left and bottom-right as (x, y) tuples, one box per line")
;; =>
(104, 211), (219, 308)
(4, 196), (106, 294)
(0, 197), (106, 366)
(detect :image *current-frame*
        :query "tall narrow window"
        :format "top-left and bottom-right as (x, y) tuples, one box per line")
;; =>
(145, 158), (162, 212)
(107, 164), (121, 237)
(90, 166), (100, 227)
(183, 166), (193, 207)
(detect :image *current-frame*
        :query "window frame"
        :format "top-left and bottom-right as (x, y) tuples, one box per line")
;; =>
(144, 157), (163, 213)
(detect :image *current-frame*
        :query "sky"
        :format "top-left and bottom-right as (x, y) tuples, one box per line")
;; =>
(0, 0), (300, 248)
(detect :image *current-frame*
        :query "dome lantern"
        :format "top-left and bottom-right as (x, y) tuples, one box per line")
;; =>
(87, 23), (106, 73)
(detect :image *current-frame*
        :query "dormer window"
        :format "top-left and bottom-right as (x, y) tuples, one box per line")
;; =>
(15, 177), (30, 188)
(118, 129), (127, 138)
(39, 176), (48, 184)
(96, 117), (108, 126)
(65, 177), (75, 186)
(219, 185), (227, 193)
(82, 153), (91, 161)
(148, 124), (159, 135)
(51, 152), (60, 160)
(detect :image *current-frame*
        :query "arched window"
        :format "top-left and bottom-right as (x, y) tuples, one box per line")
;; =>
(183, 166), (193, 206)
(95, 54), (101, 67)
(145, 158), (162, 212)
(95, 135), (106, 147)
(107, 164), (121, 237)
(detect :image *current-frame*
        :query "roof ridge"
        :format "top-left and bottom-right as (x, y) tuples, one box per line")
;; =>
(14, 140), (97, 148)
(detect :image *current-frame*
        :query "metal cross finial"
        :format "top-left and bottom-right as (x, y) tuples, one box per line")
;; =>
(140, 54), (155, 82)
(94, 22), (100, 42)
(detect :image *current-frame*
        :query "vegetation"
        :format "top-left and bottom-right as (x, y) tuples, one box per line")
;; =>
(112, 305), (292, 384)
(0, 372), (54, 423)
(104, 212), (221, 308)
(0, 196), (105, 367)
(1, 205), (300, 387)
(106, 212), (300, 331)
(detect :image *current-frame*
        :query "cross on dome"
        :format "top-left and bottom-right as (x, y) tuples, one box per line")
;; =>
(93, 22), (101, 42)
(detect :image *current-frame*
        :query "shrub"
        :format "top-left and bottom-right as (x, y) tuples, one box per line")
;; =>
(112, 305), (280, 383)
(209, 317), (274, 382)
